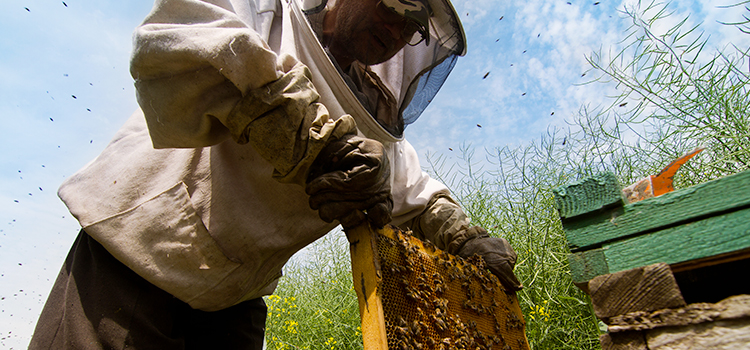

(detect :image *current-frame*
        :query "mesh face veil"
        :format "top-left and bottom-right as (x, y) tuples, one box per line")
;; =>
(302, 0), (466, 138)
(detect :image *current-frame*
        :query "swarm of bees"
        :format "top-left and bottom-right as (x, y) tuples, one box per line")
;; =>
(376, 228), (529, 350)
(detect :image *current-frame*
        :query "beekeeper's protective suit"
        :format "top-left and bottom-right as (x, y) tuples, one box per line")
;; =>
(30, 0), (521, 348)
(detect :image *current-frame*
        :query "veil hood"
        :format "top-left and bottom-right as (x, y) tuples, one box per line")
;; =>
(299, 0), (466, 138)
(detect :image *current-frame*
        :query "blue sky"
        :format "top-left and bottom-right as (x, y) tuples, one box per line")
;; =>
(0, 0), (746, 347)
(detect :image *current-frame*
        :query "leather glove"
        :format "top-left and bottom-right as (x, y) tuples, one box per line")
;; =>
(457, 227), (523, 293)
(306, 134), (393, 229)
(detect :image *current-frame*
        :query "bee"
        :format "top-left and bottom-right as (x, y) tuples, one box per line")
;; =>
(423, 240), (435, 251)
(506, 312), (523, 330)
(410, 320), (422, 335)
(407, 289), (425, 300)
(455, 320), (468, 334)
(402, 263), (414, 273)
(431, 315), (447, 332)
(406, 245), (419, 256)
(477, 305), (486, 315)
(455, 335), (469, 346)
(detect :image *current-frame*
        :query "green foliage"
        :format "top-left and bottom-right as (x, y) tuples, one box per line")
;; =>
(265, 232), (363, 350)
(264, 2), (748, 349)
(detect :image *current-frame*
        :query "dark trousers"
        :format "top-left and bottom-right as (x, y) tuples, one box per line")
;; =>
(30, 230), (266, 350)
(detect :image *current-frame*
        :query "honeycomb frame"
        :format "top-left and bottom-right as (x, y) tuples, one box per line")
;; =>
(348, 224), (530, 350)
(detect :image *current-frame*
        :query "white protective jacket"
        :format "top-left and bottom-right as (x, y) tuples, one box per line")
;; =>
(58, 0), (474, 311)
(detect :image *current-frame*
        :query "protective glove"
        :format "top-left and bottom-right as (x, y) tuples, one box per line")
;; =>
(457, 227), (523, 293)
(306, 134), (393, 229)
(225, 59), (356, 186)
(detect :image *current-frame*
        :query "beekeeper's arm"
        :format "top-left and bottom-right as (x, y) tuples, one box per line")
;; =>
(130, 0), (391, 226)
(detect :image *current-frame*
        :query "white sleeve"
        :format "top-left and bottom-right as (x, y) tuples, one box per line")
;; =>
(130, 0), (287, 148)
(389, 139), (478, 253)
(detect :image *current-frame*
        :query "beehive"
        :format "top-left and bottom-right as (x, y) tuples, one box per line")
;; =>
(553, 170), (750, 349)
(347, 224), (530, 350)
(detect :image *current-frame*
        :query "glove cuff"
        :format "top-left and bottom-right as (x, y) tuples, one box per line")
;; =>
(448, 226), (487, 254)
(226, 62), (357, 186)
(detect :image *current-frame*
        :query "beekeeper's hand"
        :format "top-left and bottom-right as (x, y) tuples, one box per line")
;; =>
(457, 227), (523, 293)
(306, 134), (393, 229)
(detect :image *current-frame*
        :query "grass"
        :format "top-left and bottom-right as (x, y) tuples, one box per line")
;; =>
(265, 232), (363, 350)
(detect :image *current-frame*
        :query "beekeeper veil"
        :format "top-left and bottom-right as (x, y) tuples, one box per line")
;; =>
(301, 0), (466, 139)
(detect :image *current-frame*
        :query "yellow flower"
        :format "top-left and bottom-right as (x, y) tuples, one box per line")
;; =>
(324, 337), (337, 349)
(284, 320), (299, 334)
(529, 301), (552, 322)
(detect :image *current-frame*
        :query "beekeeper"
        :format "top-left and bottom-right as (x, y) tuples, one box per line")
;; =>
(30, 0), (522, 348)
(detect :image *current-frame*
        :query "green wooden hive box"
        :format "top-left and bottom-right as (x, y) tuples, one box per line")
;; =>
(552, 170), (750, 290)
